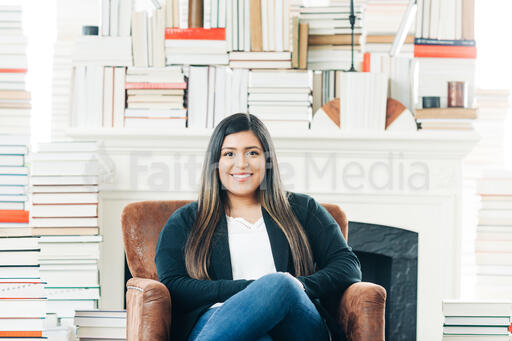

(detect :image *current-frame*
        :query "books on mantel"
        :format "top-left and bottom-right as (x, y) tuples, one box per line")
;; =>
(229, 51), (291, 69)
(442, 300), (512, 341)
(0, 6), (31, 136)
(74, 310), (127, 341)
(415, 108), (477, 131)
(248, 70), (312, 131)
(414, 0), (476, 58)
(165, 28), (228, 65)
(124, 67), (187, 129)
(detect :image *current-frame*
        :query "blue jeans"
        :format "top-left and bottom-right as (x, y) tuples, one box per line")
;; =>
(188, 272), (330, 341)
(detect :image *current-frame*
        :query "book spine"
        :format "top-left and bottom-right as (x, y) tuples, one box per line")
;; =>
(414, 38), (476, 46)
(0, 69), (27, 73)
(413, 44), (477, 58)
(298, 22), (308, 70)
(0, 210), (29, 223)
(362, 52), (370, 72)
(125, 82), (188, 89)
(188, 0), (203, 28)
(249, 0), (262, 51)
(164, 27), (226, 39)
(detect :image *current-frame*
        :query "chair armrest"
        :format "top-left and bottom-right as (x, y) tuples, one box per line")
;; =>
(338, 282), (386, 341)
(126, 277), (171, 341)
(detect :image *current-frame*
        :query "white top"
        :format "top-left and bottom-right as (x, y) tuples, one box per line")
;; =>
(210, 215), (276, 309)
(226, 215), (277, 280)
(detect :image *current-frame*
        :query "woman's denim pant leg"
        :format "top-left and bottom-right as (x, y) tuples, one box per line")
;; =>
(188, 272), (330, 341)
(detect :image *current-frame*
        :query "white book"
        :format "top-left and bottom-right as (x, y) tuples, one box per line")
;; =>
(0, 282), (45, 298)
(31, 204), (98, 218)
(219, 0), (226, 28)
(75, 310), (126, 318)
(166, 54), (229, 65)
(268, 0), (275, 51)
(0, 266), (39, 278)
(0, 299), (46, 318)
(232, 0), (238, 51)
(45, 286), (100, 300)
(0, 186), (25, 195)
(0, 174), (28, 186)
(188, 66), (209, 128)
(113, 67), (126, 128)
(244, 0), (250, 52)
(124, 117), (187, 129)
(102, 66), (114, 128)
(229, 51), (291, 60)
(32, 192), (99, 204)
(0, 166), (28, 175)
(249, 105), (311, 115)
(0, 236), (38, 250)
(214, 66), (227, 127)
(207, 66), (216, 128)
(101, 0), (111, 36)
(261, 0), (268, 51)
(443, 325), (510, 335)
(118, 0), (132, 36)
(30, 217), (98, 228)
(249, 70), (311, 87)
(77, 326), (125, 339)
(31, 160), (99, 176)
(442, 300), (512, 317)
(125, 108), (187, 118)
(0, 251), (39, 266)
(46, 299), (97, 318)
(248, 93), (311, 101)
(74, 315), (126, 327)
(40, 243), (100, 260)
(229, 60), (291, 68)
(444, 316), (511, 326)
(30, 176), (98, 186)
(274, 0), (282, 51)
(226, 0), (233, 50)
(0, 155), (24, 167)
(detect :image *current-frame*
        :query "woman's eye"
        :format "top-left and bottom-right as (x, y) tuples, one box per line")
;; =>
(247, 151), (259, 156)
(224, 151), (234, 157)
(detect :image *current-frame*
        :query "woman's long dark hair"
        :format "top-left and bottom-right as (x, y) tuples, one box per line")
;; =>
(184, 113), (314, 279)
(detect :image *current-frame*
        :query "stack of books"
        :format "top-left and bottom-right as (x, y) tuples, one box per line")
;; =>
(415, 107), (477, 131)
(442, 300), (512, 340)
(364, 0), (414, 54)
(248, 70), (312, 130)
(0, 136), (29, 237)
(40, 236), (102, 327)
(300, 4), (365, 70)
(74, 310), (126, 341)
(0, 5), (30, 136)
(124, 67), (187, 129)
(29, 141), (101, 324)
(165, 28), (228, 65)
(339, 72), (388, 131)
(474, 171), (512, 300)
(131, 8), (166, 67)
(466, 89), (511, 167)
(0, 277), (46, 339)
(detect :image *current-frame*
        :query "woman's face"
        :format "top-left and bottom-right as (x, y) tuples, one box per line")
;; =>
(218, 130), (266, 201)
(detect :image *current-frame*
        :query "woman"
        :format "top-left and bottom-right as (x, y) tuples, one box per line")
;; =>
(155, 113), (362, 341)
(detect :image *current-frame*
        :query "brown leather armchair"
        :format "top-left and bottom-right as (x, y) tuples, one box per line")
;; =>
(121, 201), (386, 341)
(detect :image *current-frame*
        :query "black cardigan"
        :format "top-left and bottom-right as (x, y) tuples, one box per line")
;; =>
(155, 192), (362, 341)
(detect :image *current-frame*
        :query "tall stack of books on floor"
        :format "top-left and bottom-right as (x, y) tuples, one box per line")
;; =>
(124, 66), (187, 129)
(0, 5), (30, 136)
(442, 300), (512, 340)
(300, 3), (365, 70)
(474, 171), (512, 300)
(30, 141), (101, 328)
(248, 70), (312, 130)
(74, 310), (126, 341)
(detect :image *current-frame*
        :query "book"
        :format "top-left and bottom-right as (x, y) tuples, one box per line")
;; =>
(414, 44), (477, 59)
(165, 27), (225, 40)
(0, 210), (28, 223)
(308, 34), (362, 46)
(249, 0), (262, 51)
(415, 108), (478, 119)
(442, 300), (512, 317)
(443, 325), (510, 335)
(414, 38), (476, 46)
(444, 316), (511, 326)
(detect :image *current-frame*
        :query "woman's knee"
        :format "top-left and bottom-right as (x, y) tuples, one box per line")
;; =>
(255, 272), (304, 296)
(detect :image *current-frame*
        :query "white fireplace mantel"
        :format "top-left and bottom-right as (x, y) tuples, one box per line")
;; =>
(67, 128), (479, 341)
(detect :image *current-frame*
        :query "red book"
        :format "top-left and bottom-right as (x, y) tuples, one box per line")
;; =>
(0, 210), (29, 223)
(0, 331), (43, 337)
(125, 82), (187, 90)
(414, 44), (477, 59)
(165, 28), (225, 40)
(0, 69), (27, 73)
(362, 52), (370, 72)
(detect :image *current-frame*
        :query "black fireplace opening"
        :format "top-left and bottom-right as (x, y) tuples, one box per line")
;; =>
(349, 221), (418, 341)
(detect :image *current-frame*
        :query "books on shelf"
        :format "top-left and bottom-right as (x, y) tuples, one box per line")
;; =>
(165, 28), (228, 65)
(248, 70), (312, 130)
